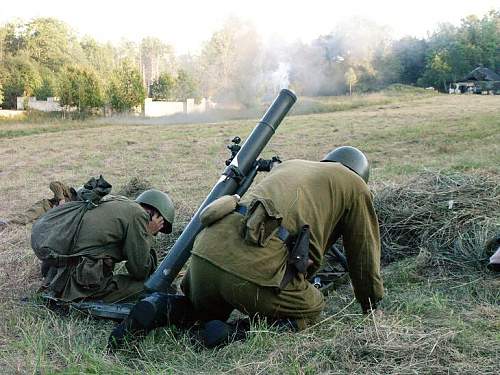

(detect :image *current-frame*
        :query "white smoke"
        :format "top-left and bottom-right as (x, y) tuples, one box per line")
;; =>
(271, 62), (290, 90)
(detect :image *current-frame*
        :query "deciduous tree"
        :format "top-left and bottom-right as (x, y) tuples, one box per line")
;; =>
(173, 69), (199, 101)
(150, 72), (175, 100)
(1, 54), (42, 108)
(108, 62), (145, 112)
(58, 66), (103, 112)
(345, 67), (358, 95)
(199, 18), (263, 107)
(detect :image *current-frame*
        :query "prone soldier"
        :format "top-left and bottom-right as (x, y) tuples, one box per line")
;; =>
(0, 181), (77, 227)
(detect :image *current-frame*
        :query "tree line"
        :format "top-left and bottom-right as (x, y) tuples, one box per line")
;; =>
(0, 11), (498, 112)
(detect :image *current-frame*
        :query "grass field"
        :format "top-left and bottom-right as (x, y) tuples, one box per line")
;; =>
(0, 92), (499, 374)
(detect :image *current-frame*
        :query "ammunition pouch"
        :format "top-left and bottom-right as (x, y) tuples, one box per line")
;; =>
(241, 198), (283, 247)
(74, 257), (110, 291)
(40, 256), (83, 295)
(237, 202), (310, 290)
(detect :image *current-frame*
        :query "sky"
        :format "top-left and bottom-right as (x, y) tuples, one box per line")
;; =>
(0, 0), (497, 54)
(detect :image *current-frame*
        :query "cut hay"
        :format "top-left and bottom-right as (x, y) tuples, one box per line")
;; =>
(374, 171), (500, 270)
(116, 177), (153, 199)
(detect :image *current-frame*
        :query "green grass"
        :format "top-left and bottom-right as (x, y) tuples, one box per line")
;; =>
(0, 93), (499, 373)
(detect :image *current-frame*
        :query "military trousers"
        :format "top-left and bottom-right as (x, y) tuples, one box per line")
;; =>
(181, 255), (325, 329)
(96, 275), (147, 303)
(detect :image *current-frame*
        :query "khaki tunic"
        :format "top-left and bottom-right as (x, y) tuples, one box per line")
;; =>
(187, 160), (383, 320)
(43, 198), (156, 302)
(9, 181), (75, 225)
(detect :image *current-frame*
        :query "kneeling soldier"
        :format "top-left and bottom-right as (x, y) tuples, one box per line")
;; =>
(39, 189), (174, 303)
(182, 146), (384, 337)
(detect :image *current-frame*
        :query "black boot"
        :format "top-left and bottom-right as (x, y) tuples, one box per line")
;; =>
(269, 318), (300, 332)
(199, 319), (249, 348)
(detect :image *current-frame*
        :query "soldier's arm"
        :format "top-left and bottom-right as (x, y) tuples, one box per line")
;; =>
(341, 190), (384, 312)
(122, 212), (156, 280)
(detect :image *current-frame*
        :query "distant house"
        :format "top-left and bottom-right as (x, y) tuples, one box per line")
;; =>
(143, 98), (214, 117)
(453, 67), (500, 94)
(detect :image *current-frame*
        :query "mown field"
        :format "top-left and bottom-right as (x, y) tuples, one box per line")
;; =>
(0, 92), (499, 374)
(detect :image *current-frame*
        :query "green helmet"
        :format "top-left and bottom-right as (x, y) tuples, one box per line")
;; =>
(321, 146), (370, 183)
(135, 189), (175, 233)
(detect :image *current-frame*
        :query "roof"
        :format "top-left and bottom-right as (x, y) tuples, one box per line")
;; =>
(462, 67), (500, 82)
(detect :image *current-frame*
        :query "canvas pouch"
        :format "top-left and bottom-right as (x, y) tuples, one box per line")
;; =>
(243, 198), (283, 247)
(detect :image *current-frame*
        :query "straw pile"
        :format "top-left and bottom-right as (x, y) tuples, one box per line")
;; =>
(116, 177), (153, 199)
(374, 171), (499, 270)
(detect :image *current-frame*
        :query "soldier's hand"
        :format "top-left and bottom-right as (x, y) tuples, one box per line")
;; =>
(147, 213), (164, 235)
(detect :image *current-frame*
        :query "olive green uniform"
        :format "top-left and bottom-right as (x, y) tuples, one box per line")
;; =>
(42, 197), (157, 302)
(8, 181), (75, 225)
(183, 160), (383, 327)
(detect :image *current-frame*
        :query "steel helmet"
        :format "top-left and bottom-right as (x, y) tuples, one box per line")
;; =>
(321, 146), (370, 183)
(135, 189), (175, 233)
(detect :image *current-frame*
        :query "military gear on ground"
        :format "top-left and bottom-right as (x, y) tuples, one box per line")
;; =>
(135, 189), (174, 233)
(486, 234), (500, 271)
(189, 160), (383, 317)
(321, 146), (370, 183)
(78, 175), (112, 201)
(200, 194), (240, 227)
(71, 300), (134, 321)
(488, 250), (500, 271)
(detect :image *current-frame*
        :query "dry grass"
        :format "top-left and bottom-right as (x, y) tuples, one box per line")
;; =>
(116, 176), (154, 199)
(0, 93), (499, 374)
(375, 171), (499, 267)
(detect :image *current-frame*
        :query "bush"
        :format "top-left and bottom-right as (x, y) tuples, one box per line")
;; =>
(58, 66), (103, 113)
(108, 62), (145, 112)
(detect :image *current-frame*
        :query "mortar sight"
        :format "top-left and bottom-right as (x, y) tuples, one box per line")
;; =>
(226, 137), (242, 166)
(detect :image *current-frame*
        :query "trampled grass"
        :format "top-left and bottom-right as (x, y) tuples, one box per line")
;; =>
(0, 93), (499, 374)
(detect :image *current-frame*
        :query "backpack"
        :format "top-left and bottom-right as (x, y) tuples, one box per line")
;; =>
(31, 176), (112, 262)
